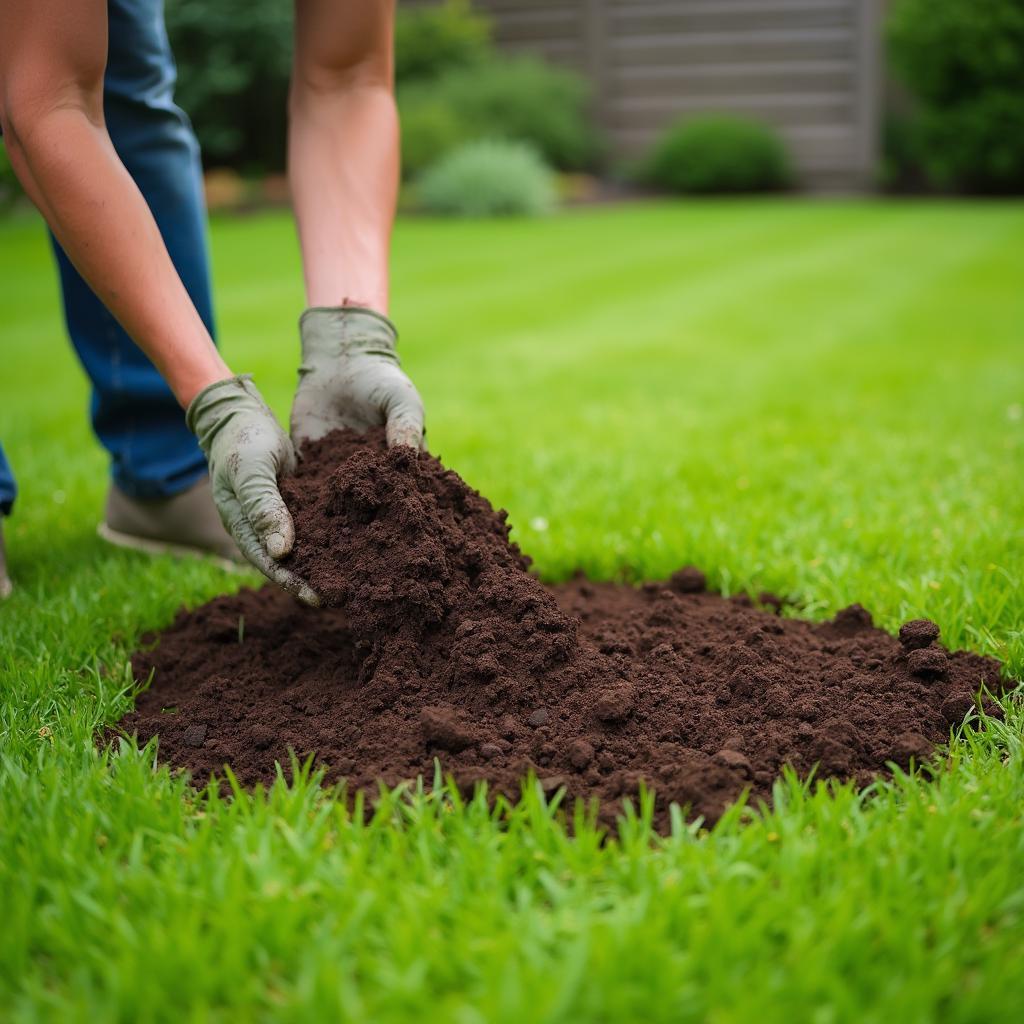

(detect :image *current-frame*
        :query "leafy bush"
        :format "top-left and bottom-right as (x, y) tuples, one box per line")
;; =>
(417, 57), (602, 172)
(887, 0), (1024, 192)
(644, 115), (792, 194)
(416, 140), (556, 217)
(891, 95), (1024, 193)
(887, 0), (1024, 106)
(399, 95), (471, 181)
(165, 0), (292, 171)
(394, 0), (490, 84)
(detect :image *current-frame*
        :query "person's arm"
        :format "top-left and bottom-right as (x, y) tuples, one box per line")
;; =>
(289, 0), (397, 314)
(287, 0), (425, 449)
(0, 0), (317, 604)
(0, 0), (228, 405)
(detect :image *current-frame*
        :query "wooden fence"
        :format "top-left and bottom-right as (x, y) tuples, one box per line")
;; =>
(421, 0), (883, 190)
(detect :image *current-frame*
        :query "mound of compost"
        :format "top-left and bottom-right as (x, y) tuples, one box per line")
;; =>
(119, 430), (1006, 829)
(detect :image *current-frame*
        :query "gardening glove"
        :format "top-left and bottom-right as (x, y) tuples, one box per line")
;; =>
(290, 306), (425, 449)
(187, 375), (320, 606)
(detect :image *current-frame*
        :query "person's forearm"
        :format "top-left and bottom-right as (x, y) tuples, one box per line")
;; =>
(0, 0), (230, 408)
(7, 110), (230, 405)
(288, 0), (398, 315)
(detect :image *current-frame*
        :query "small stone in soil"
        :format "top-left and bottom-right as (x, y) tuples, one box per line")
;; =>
(420, 706), (475, 752)
(183, 724), (207, 748)
(594, 686), (635, 723)
(569, 739), (594, 769)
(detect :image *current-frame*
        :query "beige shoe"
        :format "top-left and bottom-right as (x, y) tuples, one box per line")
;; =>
(0, 520), (11, 599)
(97, 476), (243, 568)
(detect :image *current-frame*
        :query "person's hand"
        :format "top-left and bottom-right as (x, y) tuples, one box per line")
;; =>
(187, 376), (319, 605)
(290, 307), (425, 448)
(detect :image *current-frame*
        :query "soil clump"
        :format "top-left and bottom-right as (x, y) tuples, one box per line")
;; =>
(120, 430), (1007, 829)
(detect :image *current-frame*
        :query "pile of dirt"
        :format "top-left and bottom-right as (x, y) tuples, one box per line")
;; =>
(119, 430), (1007, 829)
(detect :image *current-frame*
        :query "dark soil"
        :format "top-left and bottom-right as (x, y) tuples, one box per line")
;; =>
(119, 430), (1008, 830)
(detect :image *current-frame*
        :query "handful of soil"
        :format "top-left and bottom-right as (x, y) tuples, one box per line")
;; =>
(280, 432), (582, 692)
(120, 430), (1008, 830)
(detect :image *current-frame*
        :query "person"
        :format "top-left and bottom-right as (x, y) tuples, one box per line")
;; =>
(0, 0), (424, 603)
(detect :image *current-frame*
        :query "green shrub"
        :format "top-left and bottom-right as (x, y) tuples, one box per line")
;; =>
(399, 95), (470, 181)
(394, 0), (490, 84)
(644, 115), (792, 194)
(894, 94), (1024, 193)
(416, 57), (602, 172)
(165, 0), (292, 171)
(416, 140), (556, 217)
(887, 0), (1024, 192)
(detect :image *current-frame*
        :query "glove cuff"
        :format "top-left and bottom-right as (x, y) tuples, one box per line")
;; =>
(186, 374), (266, 450)
(298, 306), (399, 361)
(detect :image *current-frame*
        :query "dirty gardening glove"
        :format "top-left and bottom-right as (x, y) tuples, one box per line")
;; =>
(290, 307), (425, 448)
(187, 376), (319, 606)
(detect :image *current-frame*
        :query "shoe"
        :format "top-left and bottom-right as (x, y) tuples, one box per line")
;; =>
(0, 519), (11, 599)
(97, 476), (244, 568)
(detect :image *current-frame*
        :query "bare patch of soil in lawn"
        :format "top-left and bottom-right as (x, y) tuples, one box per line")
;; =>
(119, 429), (1007, 829)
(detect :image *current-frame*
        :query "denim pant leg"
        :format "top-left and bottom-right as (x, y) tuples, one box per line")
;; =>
(0, 444), (15, 516)
(50, 0), (216, 501)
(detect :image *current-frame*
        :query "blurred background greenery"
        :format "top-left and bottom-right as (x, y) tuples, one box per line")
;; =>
(886, 0), (1024, 193)
(2, 0), (1022, 216)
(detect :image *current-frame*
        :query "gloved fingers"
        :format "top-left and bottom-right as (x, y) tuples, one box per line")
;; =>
(292, 358), (425, 448)
(291, 380), (380, 445)
(290, 383), (331, 445)
(380, 371), (426, 450)
(386, 415), (424, 450)
(220, 493), (321, 607)
(233, 449), (297, 560)
(266, 561), (321, 608)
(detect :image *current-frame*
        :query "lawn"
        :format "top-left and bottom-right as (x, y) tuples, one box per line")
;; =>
(1, 199), (1022, 1022)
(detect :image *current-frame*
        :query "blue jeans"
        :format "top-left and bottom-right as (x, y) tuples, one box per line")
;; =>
(0, 0), (214, 517)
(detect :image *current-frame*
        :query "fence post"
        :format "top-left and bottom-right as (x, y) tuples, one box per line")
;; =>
(583, 0), (611, 135)
(854, 0), (882, 190)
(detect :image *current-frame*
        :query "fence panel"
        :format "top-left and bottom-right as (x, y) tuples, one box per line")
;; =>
(407, 0), (880, 189)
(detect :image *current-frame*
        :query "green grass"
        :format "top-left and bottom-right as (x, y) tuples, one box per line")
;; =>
(1, 199), (1022, 1021)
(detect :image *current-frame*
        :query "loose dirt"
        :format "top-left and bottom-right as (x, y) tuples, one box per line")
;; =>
(119, 430), (1007, 829)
